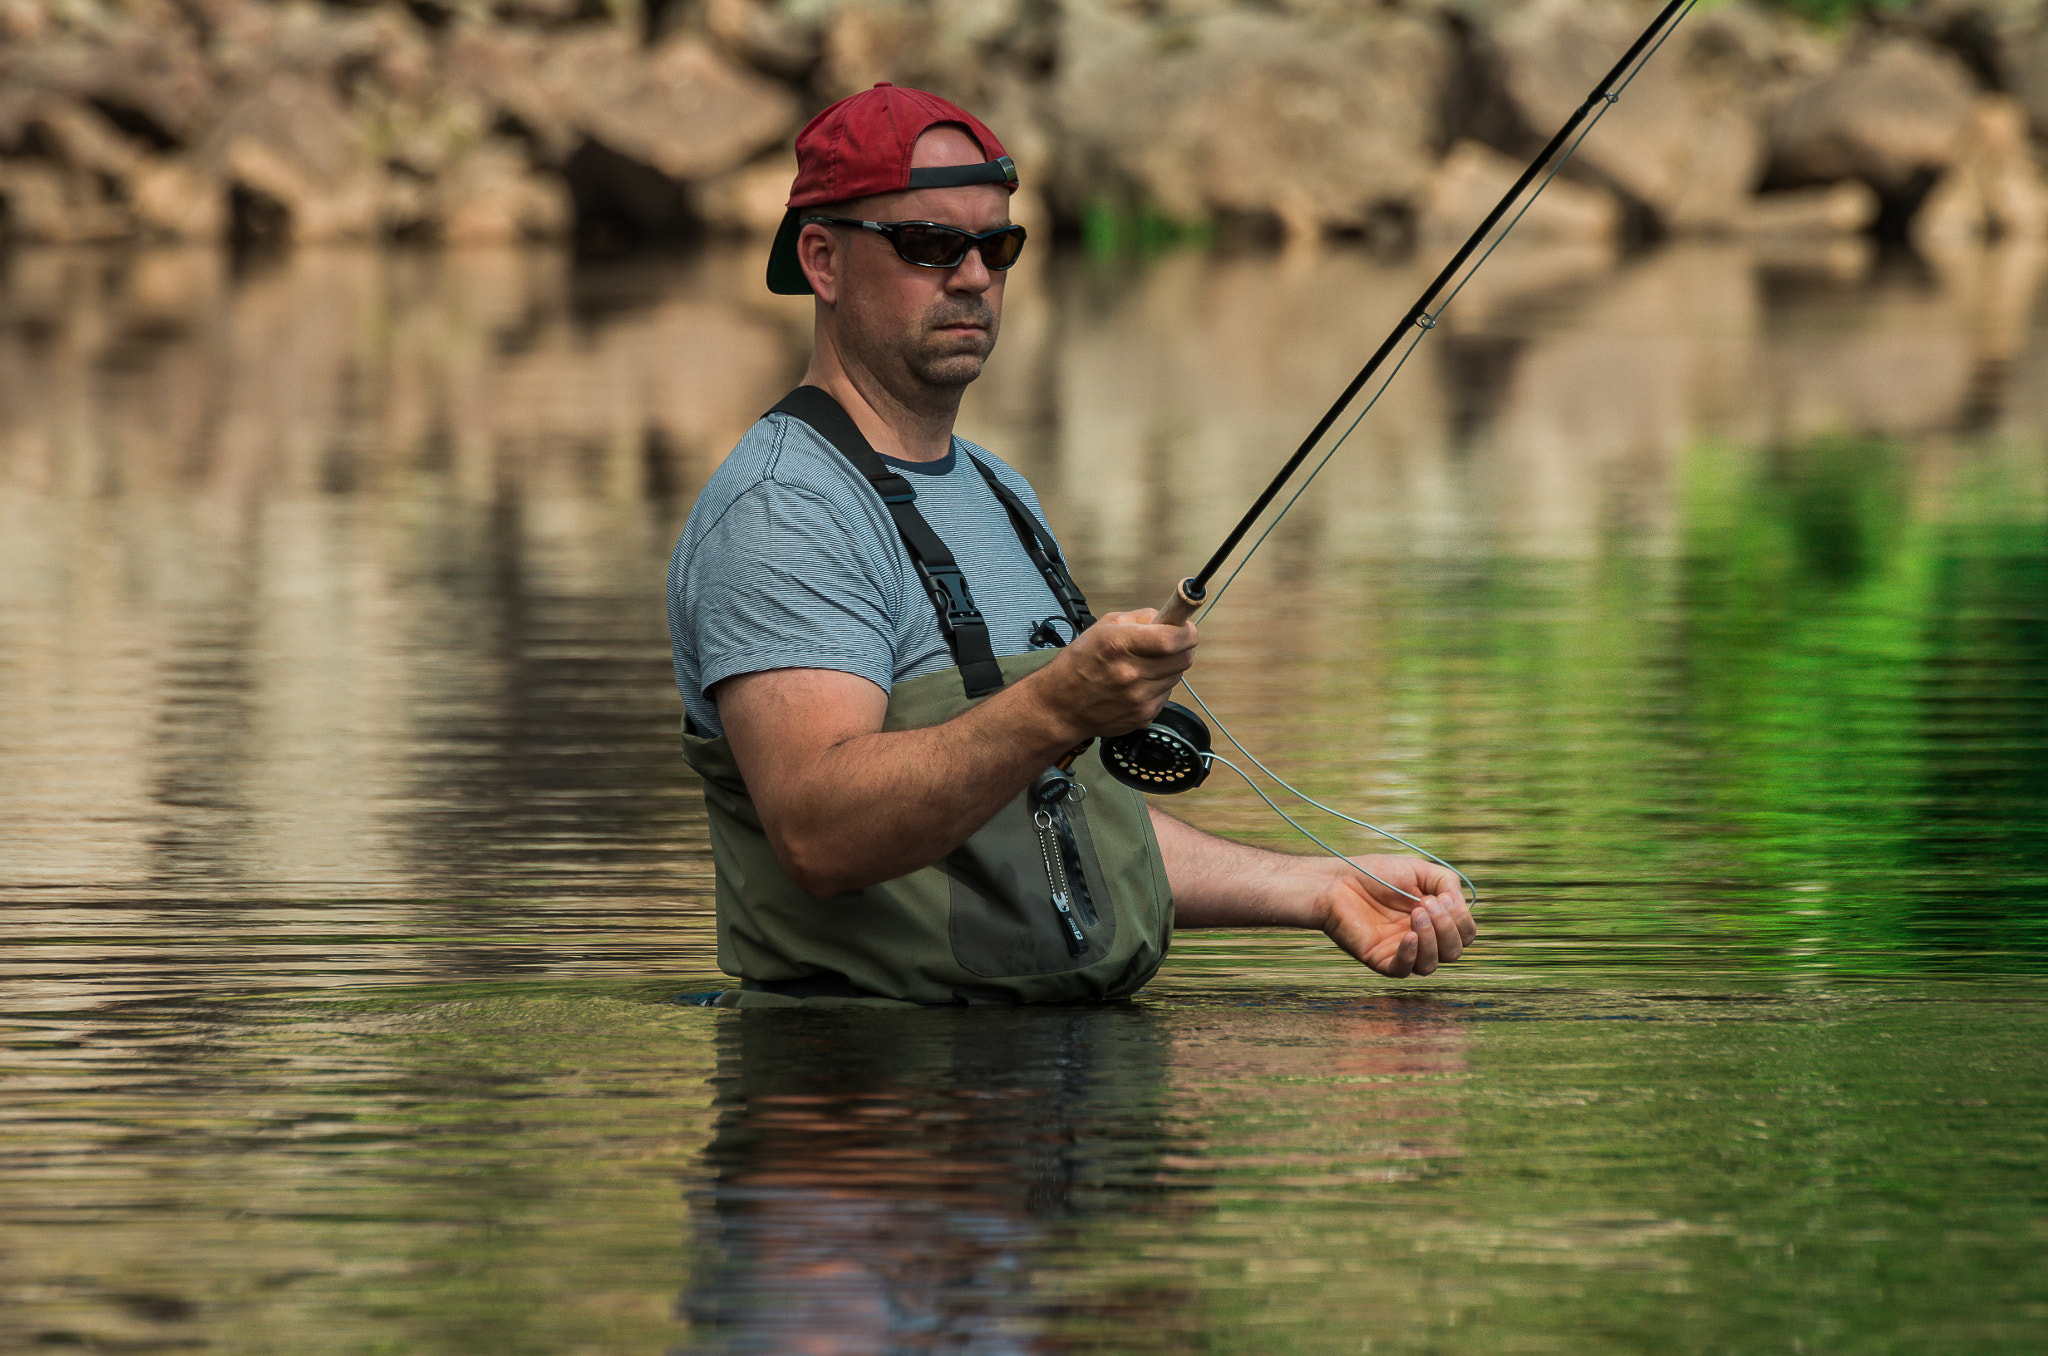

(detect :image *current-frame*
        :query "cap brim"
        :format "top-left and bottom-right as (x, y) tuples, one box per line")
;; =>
(766, 208), (813, 296)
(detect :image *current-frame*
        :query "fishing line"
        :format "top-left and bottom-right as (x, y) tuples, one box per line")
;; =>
(1121, 720), (1431, 902)
(1180, 679), (1480, 902)
(1097, 0), (1702, 891)
(1207, 751), (1429, 901)
(1152, 32), (1664, 875)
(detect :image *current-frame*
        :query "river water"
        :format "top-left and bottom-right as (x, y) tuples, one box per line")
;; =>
(2, 237), (2044, 1352)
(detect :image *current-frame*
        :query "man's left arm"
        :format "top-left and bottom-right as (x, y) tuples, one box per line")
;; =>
(1150, 807), (1476, 978)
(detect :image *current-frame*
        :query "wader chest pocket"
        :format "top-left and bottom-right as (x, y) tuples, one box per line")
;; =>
(944, 787), (1119, 978)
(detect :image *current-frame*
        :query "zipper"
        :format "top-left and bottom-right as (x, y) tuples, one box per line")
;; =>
(1030, 768), (1096, 956)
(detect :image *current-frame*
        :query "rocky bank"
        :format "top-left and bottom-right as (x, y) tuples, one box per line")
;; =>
(5, 0), (2048, 253)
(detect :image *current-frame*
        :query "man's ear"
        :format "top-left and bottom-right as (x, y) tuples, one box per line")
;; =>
(797, 223), (840, 305)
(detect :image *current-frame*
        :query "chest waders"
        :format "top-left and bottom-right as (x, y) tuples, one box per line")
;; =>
(680, 387), (1175, 1007)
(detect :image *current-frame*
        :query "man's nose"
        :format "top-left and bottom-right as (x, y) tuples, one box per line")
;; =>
(946, 246), (994, 293)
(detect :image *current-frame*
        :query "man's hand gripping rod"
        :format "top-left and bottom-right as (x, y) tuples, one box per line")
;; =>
(1099, 0), (1697, 795)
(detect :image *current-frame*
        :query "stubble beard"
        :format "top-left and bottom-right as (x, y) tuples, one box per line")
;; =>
(906, 300), (999, 390)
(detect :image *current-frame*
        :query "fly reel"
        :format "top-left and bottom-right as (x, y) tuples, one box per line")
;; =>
(1100, 701), (1212, 794)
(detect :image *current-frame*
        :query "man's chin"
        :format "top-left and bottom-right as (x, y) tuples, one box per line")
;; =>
(912, 352), (991, 389)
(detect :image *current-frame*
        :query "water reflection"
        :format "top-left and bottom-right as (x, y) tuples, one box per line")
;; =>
(1, 237), (2044, 1000)
(682, 995), (1471, 1354)
(686, 1007), (1193, 1354)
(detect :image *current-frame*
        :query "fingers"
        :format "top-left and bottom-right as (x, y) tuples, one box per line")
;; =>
(1334, 862), (1477, 980)
(1387, 928), (1419, 979)
(1095, 611), (1198, 657)
(1423, 893), (1468, 964)
(1409, 904), (1441, 975)
(1032, 612), (1199, 740)
(1446, 891), (1477, 948)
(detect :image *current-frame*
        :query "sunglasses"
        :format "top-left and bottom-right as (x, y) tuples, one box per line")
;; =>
(804, 217), (1028, 272)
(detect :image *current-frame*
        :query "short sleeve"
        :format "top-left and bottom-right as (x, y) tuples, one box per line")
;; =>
(681, 480), (901, 712)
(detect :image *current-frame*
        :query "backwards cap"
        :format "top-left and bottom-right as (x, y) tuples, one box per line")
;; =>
(766, 83), (1017, 296)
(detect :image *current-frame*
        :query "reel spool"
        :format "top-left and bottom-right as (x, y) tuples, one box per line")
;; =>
(1100, 702), (1212, 794)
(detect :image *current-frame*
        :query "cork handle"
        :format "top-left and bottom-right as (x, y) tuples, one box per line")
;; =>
(1154, 577), (1205, 628)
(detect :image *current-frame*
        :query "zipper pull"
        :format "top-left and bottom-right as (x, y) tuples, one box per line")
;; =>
(1034, 805), (1087, 956)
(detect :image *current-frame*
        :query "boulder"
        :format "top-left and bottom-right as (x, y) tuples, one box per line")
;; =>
(817, 4), (930, 101)
(1886, 0), (2048, 144)
(443, 24), (577, 160)
(1995, 21), (2048, 141)
(1767, 36), (1979, 197)
(570, 32), (799, 182)
(0, 0), (214, 146)
(705, 0), (823, 81)
(197, 70), (387, 242)
(1417, 139), (1623, 245)
(437, 140), (575, 244)
(0, 160), (131, 242)
(694, 153), (799, 236)
(1480, 0), (1771, 233)
(23, 97), (148, 181)
(1740, 180), (1880, 238)
(131, 158), (228, 238)
(1912, 94), (2048, 250)
(0, 95), (218, 241)
(1055, 7), (1453, 241)
(447, 22), (798, 182)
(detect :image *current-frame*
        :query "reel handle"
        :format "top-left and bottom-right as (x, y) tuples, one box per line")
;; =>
(1154, 577), (1205, 628)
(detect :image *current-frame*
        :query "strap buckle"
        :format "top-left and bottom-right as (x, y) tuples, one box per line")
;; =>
(922, 565), (983, 632)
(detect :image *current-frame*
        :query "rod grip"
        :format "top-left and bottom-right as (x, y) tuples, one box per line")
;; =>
(1154, 578), (1205, 628)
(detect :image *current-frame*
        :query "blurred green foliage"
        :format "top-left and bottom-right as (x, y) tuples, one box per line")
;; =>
(1080, 198), (1213, 263)
(1312, 428), (2048, 976)
(1753, 0), (1912, 28)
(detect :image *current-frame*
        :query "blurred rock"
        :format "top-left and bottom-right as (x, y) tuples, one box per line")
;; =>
(704, 0), (822, 80)
(1482, 0), (1769, 234)
(572, 33), (799, 182)
(0, 159), (130, 242)
(0, 0), (2033, 250)
(1740, 180), (1880, 238)
(1056, 7), (1452, 241)
(198, 71), (386, 242)
(131, 159), (227, 238)
(447, 18), (796, 242)
(28, 97), (146, 180)
(444, 23), (576, 160)
(1418, 139), (1623, 245)
(1911, 94), (2048, 249)
(437, 140), (576, 244)
(818, 5), (928, 101)
(0, 0), (213, 145)
(1768, 36), (1978, 197)
(694, 153), (799, 236)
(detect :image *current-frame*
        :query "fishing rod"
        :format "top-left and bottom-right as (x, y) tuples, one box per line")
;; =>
(1099, 0), (1699, 799)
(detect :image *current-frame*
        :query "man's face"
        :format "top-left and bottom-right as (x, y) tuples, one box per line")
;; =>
(803, 126), (1013, 398)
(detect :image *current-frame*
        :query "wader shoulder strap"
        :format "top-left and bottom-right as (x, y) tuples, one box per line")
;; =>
(965, 456), (1097, 636)
(769, 386), (1006, 699)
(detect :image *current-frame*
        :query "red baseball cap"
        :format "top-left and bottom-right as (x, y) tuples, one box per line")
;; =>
(767, 83), (1018, 295)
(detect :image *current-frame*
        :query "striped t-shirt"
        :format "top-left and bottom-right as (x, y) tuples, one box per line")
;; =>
(667, 411), (1074, 738)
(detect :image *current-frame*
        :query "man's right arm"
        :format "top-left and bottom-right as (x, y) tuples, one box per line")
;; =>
(715, 613), (1195, 898)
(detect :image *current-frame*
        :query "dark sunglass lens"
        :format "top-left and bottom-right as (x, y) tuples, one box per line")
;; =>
(978, 227), (1026, 270)
(890, 224), (971, 267)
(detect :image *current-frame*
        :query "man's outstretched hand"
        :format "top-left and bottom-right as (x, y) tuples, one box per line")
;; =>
(1316, 856), (1476, 978)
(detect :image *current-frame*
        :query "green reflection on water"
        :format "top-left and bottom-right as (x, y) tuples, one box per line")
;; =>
(1273, 428), (2048, 979)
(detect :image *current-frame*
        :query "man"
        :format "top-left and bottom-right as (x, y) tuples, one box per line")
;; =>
(669, 84), (1474, 1006)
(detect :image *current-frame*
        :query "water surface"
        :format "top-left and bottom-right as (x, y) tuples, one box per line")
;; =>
(2, 238), (2044, 1350)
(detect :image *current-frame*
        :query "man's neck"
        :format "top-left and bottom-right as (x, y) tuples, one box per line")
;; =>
(800, 356), (960, 464)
